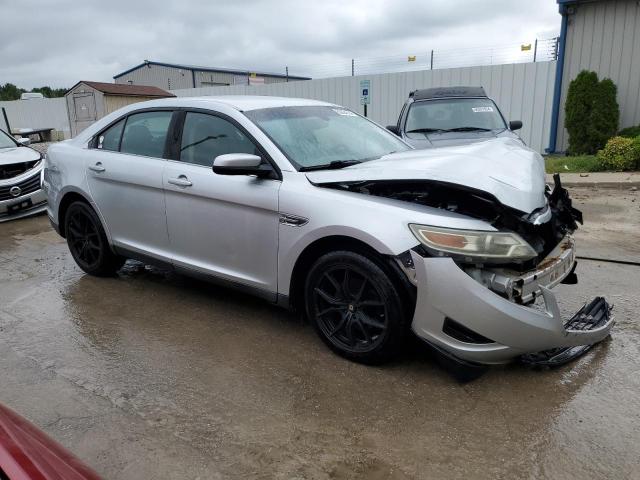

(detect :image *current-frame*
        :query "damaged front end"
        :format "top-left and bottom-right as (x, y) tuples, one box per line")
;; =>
(322, 174), (614, 366)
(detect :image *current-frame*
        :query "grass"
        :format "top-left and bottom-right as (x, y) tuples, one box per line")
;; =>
(544, 154), (606, 173)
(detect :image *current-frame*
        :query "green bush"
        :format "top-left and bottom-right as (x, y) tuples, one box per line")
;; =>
(564, 71), (620, 155)
(597, 136), (640, 170)
(618, 125), (640, 138)
(588, 78), (619, 150)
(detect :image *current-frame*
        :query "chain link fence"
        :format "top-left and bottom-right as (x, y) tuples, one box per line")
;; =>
(281, 38), (558, 80)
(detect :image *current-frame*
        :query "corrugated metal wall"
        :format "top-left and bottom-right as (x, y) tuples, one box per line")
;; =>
(173, 61), (557, 153)
(557, 0), (640, 151)
(115, 64), (194, 90)
(0, 98), (70, 138)
(0, 61), (557, 149)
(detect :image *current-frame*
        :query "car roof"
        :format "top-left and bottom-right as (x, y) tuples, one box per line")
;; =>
(135, 95), (337, 111)
(411, 86), (487, 101)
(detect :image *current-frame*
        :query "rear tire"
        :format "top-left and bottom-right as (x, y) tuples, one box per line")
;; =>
(305, 250), (407, 364)
(64, 201), (124, 276)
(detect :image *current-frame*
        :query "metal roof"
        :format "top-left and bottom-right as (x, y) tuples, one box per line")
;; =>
(113, 61), (311, 80)
(67, 81), (175, 97)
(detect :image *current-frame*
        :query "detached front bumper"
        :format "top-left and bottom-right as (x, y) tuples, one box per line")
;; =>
(409, 243), (614, 365)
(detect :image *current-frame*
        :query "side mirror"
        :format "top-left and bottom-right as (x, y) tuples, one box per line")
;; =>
(509, 120), (523, 131)
(386, 125), (400, 136)
(17, 137), (31, 146)
(212, 153), (274, 178)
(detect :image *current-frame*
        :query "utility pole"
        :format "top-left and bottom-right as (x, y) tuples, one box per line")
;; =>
(430, 50), (434, 70)
(286, 66), (289, 82)
(351, 59), (355, 76)
(533, 39), (538, 62)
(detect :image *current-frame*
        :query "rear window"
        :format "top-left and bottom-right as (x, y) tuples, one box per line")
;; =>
(119, 111), (173, 158)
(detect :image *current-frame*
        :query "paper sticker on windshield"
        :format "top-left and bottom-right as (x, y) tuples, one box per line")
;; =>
(472, 106), (494, 113)
(333, 108), (357, 116)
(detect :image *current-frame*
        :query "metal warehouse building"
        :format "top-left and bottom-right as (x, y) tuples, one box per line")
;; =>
(550, 0), (640, 152)
(113, 60), (310, 90)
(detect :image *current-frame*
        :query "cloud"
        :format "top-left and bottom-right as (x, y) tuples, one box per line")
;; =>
(0, 0), (560, 89)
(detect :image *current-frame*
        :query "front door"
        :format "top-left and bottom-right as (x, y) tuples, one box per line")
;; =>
(85, 110), (173, 261)
(163, 111), (280, 296)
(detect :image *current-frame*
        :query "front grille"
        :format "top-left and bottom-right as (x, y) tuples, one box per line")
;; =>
(0, 160), (40, 180)
(0, 172), (41, 201)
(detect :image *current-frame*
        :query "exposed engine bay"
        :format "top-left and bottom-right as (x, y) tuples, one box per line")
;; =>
(326, 173), (582, 272)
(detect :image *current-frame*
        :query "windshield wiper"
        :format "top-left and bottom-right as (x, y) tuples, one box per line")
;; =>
(406, 128), (448, 134)
(444, 127), (492, 132)
(299, 160), (362, 172)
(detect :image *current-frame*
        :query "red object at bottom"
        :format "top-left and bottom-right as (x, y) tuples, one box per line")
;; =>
(0, 403), (101, 480)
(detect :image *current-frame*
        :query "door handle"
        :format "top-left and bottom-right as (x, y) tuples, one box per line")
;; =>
(89, 162), (105, 173)
(168, 175), (193, 187)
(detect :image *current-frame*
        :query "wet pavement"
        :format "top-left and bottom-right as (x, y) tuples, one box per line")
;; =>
(0, 187), (639, 479)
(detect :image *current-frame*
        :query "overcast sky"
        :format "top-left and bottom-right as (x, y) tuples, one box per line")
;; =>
(0, 0), (560, 89)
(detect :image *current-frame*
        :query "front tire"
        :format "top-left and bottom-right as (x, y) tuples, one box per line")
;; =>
(64, 201), (124, 276)
(305, 250), (407, 364)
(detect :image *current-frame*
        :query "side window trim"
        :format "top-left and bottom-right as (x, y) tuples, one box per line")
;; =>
(176, 108), (281, 179)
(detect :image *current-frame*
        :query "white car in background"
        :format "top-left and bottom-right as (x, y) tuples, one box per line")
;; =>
(0, 128), (47, 222)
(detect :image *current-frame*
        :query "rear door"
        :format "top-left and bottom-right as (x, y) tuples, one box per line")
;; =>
(163, 110), (280, 297)
(85, 109), (174, 261)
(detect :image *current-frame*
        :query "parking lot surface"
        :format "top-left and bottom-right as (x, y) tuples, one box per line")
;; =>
(1, 186), (639, 479)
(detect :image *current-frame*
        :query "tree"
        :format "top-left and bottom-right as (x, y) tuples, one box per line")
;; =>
(0, 83), (26, 101)
(0, 83), (67, 100)
(564, 70), (619, 154)
(588, 78), (619, 152)
(565, 71), (598, 154)
(31, 86), (67, 98)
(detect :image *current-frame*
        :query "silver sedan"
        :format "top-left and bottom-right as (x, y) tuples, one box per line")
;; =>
(43, 96), (613, 370)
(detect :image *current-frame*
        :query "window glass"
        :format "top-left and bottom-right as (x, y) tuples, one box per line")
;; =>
(180, 112), (259, 166)
(0, 129), (18, 149)
(97, 119), (125, 151)
(405, 98), (506, 136)
(245, 106), (409, 170)
(120, 111), (173, 158)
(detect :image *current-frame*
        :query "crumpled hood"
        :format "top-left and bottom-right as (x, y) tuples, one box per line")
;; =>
(306, 137), (546, 213)
(0, 146), (41, 166)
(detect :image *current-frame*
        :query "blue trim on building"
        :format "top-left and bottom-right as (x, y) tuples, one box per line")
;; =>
(547, 2), (571, 153)
(113, 60), (311, 81)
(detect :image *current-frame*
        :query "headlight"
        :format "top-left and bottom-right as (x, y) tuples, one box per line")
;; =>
(409, 224), (537, 260)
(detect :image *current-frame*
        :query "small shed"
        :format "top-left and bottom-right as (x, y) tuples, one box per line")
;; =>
(65, 81), (175, 137)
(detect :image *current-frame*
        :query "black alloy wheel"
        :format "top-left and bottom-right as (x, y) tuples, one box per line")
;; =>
(64, 201), (124, 276)
(306, 251), (406, 363)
